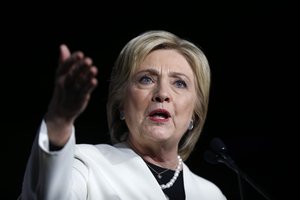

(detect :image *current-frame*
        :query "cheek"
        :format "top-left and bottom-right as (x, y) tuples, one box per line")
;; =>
(124, 87), (149, 116)
(176, 96), (196, 118)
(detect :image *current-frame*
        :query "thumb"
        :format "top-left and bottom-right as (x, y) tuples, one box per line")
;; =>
(59, 44), (71, 63)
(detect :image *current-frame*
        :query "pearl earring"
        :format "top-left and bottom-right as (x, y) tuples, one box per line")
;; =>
(120, 111), (125, 120)
(188, 120), (194, 130)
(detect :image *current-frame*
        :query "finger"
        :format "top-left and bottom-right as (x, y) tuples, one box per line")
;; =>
(59, 44), (71, 63)
(71, 57), (93, 81)
(57, 50), (84, 76)
(63, 58), (97, 91)
(81, 66), (98, 94)
(81, 77), (98, 97)
(82, 65), (98, 87)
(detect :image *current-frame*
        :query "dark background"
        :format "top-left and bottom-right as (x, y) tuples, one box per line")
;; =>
(2, 1), (297, 199)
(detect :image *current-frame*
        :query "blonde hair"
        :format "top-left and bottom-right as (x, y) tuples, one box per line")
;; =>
(107, 30), (211, 160)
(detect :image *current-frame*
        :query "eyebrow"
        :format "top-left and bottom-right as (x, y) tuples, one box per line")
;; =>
(136, 68), (192, 82)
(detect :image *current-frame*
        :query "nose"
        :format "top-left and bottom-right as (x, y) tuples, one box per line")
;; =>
(152, 95), (170, 103)
(152, 83), (171, 103)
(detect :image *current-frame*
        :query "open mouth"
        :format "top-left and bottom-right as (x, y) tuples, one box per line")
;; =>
(148, 109), (171, 120)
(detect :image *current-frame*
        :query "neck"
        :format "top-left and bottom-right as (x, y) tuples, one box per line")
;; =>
(126, 137), (179, 170)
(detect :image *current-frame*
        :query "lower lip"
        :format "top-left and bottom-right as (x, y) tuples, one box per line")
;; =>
(148, 116), (169, 123)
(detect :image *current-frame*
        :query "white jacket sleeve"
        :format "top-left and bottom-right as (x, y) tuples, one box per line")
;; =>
(19, 119), (85, 200)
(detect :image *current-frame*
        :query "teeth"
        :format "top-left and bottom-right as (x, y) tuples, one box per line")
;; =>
(153, 115), (166, 119)
(152, 113), (168, 118)
(149, 110), (170, 118)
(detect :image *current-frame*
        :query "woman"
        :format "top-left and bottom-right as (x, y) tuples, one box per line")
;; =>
(19, 30), (227, 199)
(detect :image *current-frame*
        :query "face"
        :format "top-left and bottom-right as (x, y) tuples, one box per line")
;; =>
(123, 49), (197, 147)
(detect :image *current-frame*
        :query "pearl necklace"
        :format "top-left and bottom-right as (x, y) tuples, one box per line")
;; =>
(160, 155), (183, 190)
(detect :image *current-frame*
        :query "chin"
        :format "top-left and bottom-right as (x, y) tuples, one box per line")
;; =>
(147, 131), (172, 142)
(142, 125), (173, 140)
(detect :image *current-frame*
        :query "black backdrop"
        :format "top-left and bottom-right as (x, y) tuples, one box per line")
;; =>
(2, 2), (296, 199)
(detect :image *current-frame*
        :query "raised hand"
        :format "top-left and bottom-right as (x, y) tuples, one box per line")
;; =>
(45, 44), (98, 146)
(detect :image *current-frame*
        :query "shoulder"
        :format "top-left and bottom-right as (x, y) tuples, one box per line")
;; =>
(74, 142), (136, 163)
(75, 142), (130, 154)
(74, 143), (118, 157)
(75, 143), (112, 153)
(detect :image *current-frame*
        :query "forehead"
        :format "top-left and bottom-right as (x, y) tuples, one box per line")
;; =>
(137, 49), (192, 73)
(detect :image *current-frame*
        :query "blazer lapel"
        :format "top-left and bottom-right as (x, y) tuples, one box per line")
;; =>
(113, 143), (168, 199)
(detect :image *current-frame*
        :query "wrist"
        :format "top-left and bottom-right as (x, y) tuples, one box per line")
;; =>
(44, 113), (74, 147)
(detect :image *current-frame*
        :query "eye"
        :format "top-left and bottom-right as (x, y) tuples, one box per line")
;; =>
(139, 75), (154, 85)
(174, 80), (187, 88)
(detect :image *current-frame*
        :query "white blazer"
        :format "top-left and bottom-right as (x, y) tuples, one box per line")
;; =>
(20, 120), (227, 200)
